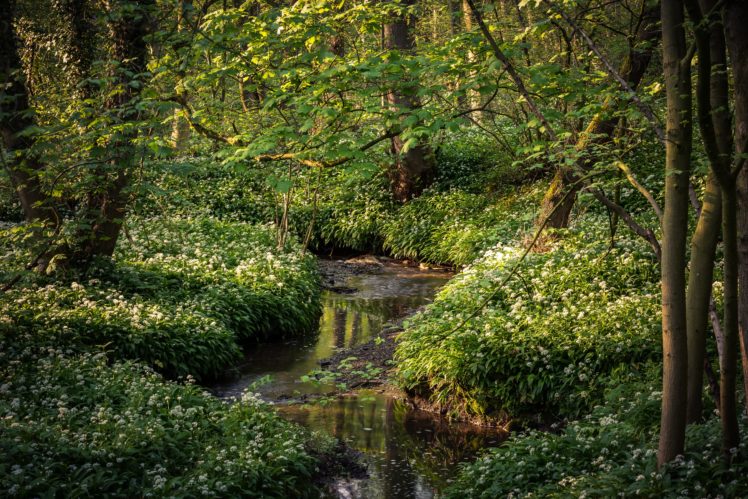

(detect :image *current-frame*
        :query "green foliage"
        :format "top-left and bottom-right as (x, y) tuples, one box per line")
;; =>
(1, 217), (321, 380)
(433, 130), (525, 192)
(395, 214), (661, 419)
(383, 185), (541, 266)
(135, 158), (276, 222)
(117, 217), (321, 342)
(0, 340), (320, 497)
(448, 366), (748, 498)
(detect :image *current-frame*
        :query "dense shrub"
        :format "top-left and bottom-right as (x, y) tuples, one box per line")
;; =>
(395, 215), (661, 420)
(117, 217), (321, 341)
(433, 129), (525, 192)
(0, 338), (322, 497)
(135, 158), (275, 222)
(448, 366), (748, 498)
(0, 217), (321, 380)
(1, 282), (240, 379)
(382, 185), (541, 266)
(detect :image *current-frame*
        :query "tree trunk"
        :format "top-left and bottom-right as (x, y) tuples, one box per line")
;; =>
(720, 185), (740, 458)
(658, 0), (692, 468)
(686, 172), (721, 423)
(724, 0), (748, 420)
(383, 0), (435, 202)
(461, 0), (482, 115)
(74, 0), (153, 263)
(536, 3), (660, 230)
(172, 0), (192, 151)
(685, 0), (734, 424)
(0, 0), (59, 233)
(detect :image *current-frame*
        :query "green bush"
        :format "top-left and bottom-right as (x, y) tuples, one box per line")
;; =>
(0, 338), (321, 497)
(0, 217), (321, 380)
(382, 185), (541, 266)
(433, 129), (525, 192)
(117, 217), (321, 341)
(395, 215), (661, 420)
(1, 282), (240, 379)
(448, 366), (748, 498)
(135, 158), (276, 223)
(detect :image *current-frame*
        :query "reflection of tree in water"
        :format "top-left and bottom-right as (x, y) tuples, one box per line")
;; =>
(325, 294), (429, 323)
(283, 394), (504, 498)
(333, 308), (346, 348)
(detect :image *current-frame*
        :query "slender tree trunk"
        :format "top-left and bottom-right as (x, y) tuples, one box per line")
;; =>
(720, 186), (740, 457)
(686, 172), (721, 423)
(172, 0), (192, 151)
(658, 0), (693, 468)
(461, 0), (482, 114)
(724, 0), (748, 420)
(686, 0), (734, 423)
(383, 0), (435, 202)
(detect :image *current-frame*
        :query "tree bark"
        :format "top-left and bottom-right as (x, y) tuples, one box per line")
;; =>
(536, 3), (660, 230)
(0, 0), (59, 233)
(383, 0), (435, 202)
(658, 0), (693, 468)
(685, 0), (734, 424)
(685, 172), (721, 423)
(724, 0), (748, 421)
(74, 0), (153, 262)
(172, 0), (192, 151)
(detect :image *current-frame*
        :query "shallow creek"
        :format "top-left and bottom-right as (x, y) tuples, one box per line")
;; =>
(212, 259), (505, 498)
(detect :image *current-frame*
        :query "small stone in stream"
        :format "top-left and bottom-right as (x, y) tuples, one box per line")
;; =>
(319, 360), (331, 367)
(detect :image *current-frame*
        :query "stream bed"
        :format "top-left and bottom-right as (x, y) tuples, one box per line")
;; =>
(212, 258), (505, 498)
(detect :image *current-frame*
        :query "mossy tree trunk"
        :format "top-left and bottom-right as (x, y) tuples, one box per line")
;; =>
(1, 0), (60, 261)
(536, 4), (659, 230)
(72, 0), (154, 263)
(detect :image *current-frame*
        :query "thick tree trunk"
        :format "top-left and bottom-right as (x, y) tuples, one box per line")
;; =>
(74, 0), (153, 263)
(536, 4), (659, 230)
(0, 0), (58, 231)
(725, 0), (748, 420)
(383, 0), (435, 202)
(658, 0), (692, 468)
(685, 172), (721, 423)
(55, 0), (96, 98)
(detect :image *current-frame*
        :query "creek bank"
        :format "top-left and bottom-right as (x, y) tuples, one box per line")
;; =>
(315, 256), (518, 430)
(211, 255), (508, 498)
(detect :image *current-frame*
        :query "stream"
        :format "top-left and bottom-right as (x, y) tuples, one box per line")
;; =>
(212, 258), (505, 498)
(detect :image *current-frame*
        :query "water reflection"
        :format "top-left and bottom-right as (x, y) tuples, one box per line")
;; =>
(281, 391), (505, 498)
(211, 261), (505, 498)
(213, 264), (449, 400)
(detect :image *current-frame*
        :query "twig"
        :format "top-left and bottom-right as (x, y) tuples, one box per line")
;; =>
(615, 160), (663, 222)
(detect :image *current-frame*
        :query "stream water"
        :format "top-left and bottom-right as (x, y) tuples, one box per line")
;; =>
(212, 259), (505, 498)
